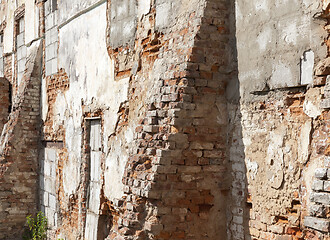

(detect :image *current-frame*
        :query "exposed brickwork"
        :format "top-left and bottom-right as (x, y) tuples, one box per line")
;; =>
(0, 40), (42, 239)
(226, 1), (330, 240)
(99, 1), (233, 239)
(43, 69), (70, 141)
(0, 0), (329, 240)
(4, 54), (13, 84)
(301, 3), (330, 239)
(0, 77), (10, 132)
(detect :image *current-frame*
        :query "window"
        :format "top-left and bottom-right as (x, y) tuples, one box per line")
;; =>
(40, 143), (62, 228)
(84, 119), (102, 240)
(51, 0), (57, 12)
(45, 0), (58, 76)
(17, 17), (24, 35)
(16, 17), (26, 86)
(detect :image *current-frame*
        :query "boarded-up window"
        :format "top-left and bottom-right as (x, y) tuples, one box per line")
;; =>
(16, 17), (26, 86)
(40, 147), (58, 228)
(85, 119), (102, 240)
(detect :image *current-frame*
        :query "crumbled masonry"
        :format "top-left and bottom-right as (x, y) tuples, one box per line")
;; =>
(0, 0), (329, 239)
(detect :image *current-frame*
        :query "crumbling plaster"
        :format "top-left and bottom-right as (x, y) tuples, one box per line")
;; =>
(54, 2), (130, 198)
(0, 0), (329, 239)
(57, 0), (102, 24)
(0, 0), (39, 53)
(236, 0), (327, 99)
(230, 0), (330, 238)
(2, 0), (15, 54)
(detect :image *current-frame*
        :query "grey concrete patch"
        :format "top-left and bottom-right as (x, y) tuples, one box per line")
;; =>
(109, 0), (137, 48)
(58, 0), (102, 24)
(236, 0), (327, 100)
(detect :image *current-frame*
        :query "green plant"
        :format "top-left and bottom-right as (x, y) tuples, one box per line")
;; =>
(23, 211), (48, 240)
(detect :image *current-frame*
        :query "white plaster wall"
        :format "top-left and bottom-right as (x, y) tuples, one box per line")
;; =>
(25, 0), (39, 44)
(2, 0), (39, 52)
(104, 133), (130, 200)
(58, 0), (102, 24)
(0, 1), (7, 23)
(137, 0), (151, 20)
(3, 1), (15, 54)
(56, 3), (130, 197)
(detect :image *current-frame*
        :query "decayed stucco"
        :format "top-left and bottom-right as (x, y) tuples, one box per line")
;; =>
(236, 0), (327, 98)
(228, 0), (330, 238)
(0, 0), (329, 239)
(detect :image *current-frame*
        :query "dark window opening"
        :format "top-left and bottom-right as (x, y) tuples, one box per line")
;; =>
(16, 16), (25, 86)
(51, 0), (57, 12)
(8, 82), (12, 113)
(17, 17), (24, 35)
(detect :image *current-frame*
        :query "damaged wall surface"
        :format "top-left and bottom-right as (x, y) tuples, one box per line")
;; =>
(0, 0), (328, 240)
(229, 0), (330, 239)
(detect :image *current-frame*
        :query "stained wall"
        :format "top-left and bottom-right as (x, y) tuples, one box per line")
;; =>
(0, 0), (328, 240)
(230, 0), (330, 239)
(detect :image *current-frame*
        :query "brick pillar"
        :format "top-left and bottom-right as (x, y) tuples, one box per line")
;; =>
(107, 0), (234, 239)
(0, 40), (42, 239)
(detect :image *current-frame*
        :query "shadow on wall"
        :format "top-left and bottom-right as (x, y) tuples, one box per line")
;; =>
(225, 0), (250, 239)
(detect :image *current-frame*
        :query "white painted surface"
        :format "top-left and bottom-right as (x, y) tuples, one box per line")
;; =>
(300, 50), (314, 85)
(85, 120), (102, 239)
(303, 100), (322, 119)
(257, 26), (272, 51)
(91, 151), (102, 182)
(3, 3), (15, 53)
(84, 213), (98, 240)
(88, 181), (101, 213)
(246, 158), (259, 180)
(25, 0), (39, 44)
(156, 2), (171, 29)
(104, 137), (129, 200)
(58, 0), (101, 24)
(56, 3), (130, 198)
(236, 0), (326, 94)
(138, 0), (151, 19)
(63, 121), (82, 195)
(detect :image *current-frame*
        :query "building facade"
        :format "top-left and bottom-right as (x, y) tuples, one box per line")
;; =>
(0, 0), (329, 239)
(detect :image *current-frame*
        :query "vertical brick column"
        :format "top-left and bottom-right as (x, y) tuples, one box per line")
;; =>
(106, 0), (234, 239)
(0, 40), (42, 239)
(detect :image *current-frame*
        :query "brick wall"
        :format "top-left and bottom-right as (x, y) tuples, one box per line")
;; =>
(101, 0), (234, 239)
(0, 77), (10, 133)
(227, 1), (330, 239)
(0, 40), (42, 239)
(0, 1), (329, 239)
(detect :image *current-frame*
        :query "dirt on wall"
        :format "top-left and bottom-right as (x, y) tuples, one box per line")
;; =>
(0, 0), (328, 240)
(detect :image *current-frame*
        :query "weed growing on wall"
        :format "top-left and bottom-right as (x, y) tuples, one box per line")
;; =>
(22, 211), (48, 240)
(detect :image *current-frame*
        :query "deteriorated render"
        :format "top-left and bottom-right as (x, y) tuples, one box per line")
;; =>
(0, 0), (329, 239)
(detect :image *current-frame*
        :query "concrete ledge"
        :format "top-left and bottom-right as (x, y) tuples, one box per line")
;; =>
(304, 216), (330, 232)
